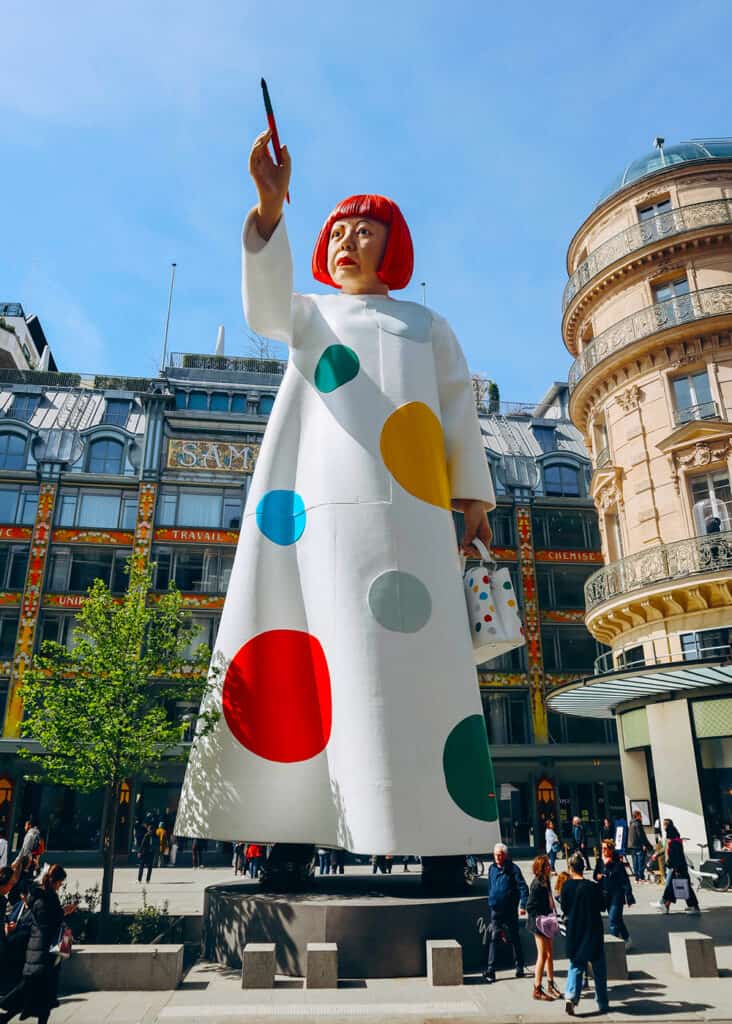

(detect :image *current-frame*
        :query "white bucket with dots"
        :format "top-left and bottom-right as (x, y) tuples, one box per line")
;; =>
(463, 539), (526, 665)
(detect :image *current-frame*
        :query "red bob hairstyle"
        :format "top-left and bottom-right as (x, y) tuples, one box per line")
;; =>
(311, 194), (414, 291)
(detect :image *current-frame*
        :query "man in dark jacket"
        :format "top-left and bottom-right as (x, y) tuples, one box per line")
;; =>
(483, 843), (528, 983)
(560, 853), (609, 1015)
(571, 816), (590, 870)
(137, 824), (158, 884)
(627, 810), (652, 883)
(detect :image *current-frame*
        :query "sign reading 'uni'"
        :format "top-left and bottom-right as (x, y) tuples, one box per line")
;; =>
(167, 439), (261, 473)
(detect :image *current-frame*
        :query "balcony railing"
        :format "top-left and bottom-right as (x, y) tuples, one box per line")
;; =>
(585, 530), (732, 613)
(673, 400), (721, 426)
(167, 352), (286, 375)
(595, 446), (611, 468)
(568, 285), (732, 392)
(562, 199), (732, 313)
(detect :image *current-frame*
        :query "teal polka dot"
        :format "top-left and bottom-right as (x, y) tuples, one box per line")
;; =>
(314, 344), (360, 393)
(502, 580), (512, 590)
(256, 490), (306, 545)
(442, 715), (498, 822)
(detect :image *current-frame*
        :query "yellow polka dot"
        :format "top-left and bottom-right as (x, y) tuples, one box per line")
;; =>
(473, 586), (478, 593)
(507, 599), (516, 608)
(379, 402), (450, 509)
(489, 605), (495, 612)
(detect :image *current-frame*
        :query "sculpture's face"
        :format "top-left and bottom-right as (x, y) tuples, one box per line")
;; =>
(327, 217), (389, 294)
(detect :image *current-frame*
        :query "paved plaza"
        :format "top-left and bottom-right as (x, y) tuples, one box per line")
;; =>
(49, 862), (732, 1023)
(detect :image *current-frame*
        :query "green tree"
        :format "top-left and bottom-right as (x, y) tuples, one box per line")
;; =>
(18, 557), (218, 918)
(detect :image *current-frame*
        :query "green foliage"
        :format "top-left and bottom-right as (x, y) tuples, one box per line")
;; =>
(487, 381), (500, 413)
(127, 889), (170, 944)
(18, 557), (219, 792)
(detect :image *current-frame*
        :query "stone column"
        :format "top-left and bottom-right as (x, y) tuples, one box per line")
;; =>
(646, 699), (706, 851)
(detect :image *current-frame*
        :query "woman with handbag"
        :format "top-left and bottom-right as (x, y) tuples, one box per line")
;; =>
(593, 839), (634, 949)
(0, 864), (76, 1024)
(526, 854), (561, 1001)
(654, 820), (700, 914)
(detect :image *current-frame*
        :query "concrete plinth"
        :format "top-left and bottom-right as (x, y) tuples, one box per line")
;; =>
(426, 939), (463, 986)
(603, 935), (628, 980)
(669, 931), (718, 978)
(306, 942), (338, 988)
(241, 942), (276, 989)
(60, 944), (183, 992)
(203, 875), (490, 978)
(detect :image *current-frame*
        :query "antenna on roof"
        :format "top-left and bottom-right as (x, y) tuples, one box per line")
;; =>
(160, 262), (177, 373)
(215, 325), (225, 356)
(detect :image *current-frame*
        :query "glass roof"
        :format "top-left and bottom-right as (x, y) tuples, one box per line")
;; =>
(597, 138), (732, 206)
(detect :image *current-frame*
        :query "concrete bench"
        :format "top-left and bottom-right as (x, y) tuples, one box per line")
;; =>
(603, 935), (628, 980)
(241, 942), (276, 989)
(61, 944), (183, 992)
(669, 932), (718, 978)
(426, 939), (463, 986)
(306, 942), (338, 988)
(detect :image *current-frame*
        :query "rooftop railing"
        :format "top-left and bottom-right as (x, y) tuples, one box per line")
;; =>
(562, 199), (732, 313)
(568, 284), (732, 391)
(584, 529), (732, 613)
(167, 352), (286, 375)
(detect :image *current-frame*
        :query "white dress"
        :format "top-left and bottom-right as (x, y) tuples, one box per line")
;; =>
(175, 213), (500, 854)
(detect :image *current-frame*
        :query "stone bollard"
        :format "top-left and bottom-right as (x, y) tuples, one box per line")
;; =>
(669, 932), (718, 978)
(603, 935), (628, 980)
(426, 939), (463, 986)
(241, 942), (276, 989)
(306, 942), (338, 989)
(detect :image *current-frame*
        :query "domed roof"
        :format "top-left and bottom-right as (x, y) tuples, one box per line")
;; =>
(597, 138), (732, 206)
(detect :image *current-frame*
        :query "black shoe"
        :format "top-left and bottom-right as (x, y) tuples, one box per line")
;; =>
(515, 967), (526, 979)
(482, 970), (496, 984)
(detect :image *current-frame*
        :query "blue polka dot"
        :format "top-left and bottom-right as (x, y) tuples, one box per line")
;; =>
(479, 592), (488, 600)
(256, 490), (306, 545)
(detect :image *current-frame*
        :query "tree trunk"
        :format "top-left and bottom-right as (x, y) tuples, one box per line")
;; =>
(100, 780), (120, 920)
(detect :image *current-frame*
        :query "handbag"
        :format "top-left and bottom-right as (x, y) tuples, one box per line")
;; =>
(50, 923), (73, 960)
(535, 913), (560, 939)
(463, 539), (526, 665)
(551, 841), (562, 855)
(672, 877), (690, 901)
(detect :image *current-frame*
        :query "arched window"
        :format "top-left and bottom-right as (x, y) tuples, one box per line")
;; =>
(87, 439), (124, 475)
(0, 433), (27, 471)
(544, 462), (581, 497)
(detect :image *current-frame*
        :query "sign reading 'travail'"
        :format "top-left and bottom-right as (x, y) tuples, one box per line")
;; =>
(167, 439), (261, 473)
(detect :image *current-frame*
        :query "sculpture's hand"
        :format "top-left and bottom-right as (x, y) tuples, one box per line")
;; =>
(453, 499), (492, 558)
(249, 129), (291, 241)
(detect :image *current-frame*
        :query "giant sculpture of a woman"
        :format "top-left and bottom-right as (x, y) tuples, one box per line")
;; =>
(176, 129), (500, 859)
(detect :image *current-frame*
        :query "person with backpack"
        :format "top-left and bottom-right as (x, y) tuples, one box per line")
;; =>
(483, 843), (529, 984)
(137, 824), (158, 884)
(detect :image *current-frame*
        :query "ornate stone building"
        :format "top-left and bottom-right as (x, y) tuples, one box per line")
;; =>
(550, 139), (732, 850)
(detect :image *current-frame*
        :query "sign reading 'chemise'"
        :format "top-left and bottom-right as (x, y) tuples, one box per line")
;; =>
(167, 439), (260, 473)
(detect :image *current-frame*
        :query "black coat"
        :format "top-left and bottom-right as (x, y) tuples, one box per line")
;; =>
(560, 877), (604, 963)
(526, 876), (552, 934)
(593, 856), (632, 907)
(23, 885), (64, 978)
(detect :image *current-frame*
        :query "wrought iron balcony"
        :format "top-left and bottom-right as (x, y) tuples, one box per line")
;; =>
(673, 400), (721, 426)
(568, 285), (732, 392)
(595, 446), (611, 468)
(584, 530), (732, 613)
(593, 629), (731, 677)
(563, 199), (732, 313)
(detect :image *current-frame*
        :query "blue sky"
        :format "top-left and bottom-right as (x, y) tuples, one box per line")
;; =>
(1, 1), (730, 402)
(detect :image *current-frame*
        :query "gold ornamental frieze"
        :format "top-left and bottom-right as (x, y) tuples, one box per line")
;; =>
(167, 439), (260, 473)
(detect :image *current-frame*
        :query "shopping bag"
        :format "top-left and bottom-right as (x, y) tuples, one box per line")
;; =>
(536, 913), (560, 939)
(464, 539), (525, 665)
(50, 923), (73, 959)
(672, 877), (690, 901)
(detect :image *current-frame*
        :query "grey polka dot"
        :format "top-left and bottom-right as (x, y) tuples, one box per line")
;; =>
(368, 571), (432, 633)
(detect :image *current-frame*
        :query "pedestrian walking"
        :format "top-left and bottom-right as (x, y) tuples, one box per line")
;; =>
(11, 819), (43, 876)
(600, 817), (614, 842)
(317, 848), (330, 875)
(545, 819), (560, 873)
(526, 854), (561, 1001)
(329, 849), (345, 875)
(571, 816), (590, 870)
(0, 864), (77, 1024)
(593, 838), (635, 949)
(246, 843), (263, 878)
(560, 852), (609, 1015)
(371, 855), (386, 874)
(483, 842), (528, 984)
(233, 842), (246, 876)
(653, 819), (700, 914)
(169, 834), (181, 867)
(191, 837), (207, 869)
(155, 822), (170, 868)
(137, 824), (157, 883)
(627, 810), (653, 883)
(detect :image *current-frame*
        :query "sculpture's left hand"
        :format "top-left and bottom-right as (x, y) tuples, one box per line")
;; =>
(453, 499), (492, 557)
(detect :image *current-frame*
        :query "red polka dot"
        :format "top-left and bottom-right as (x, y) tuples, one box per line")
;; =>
(222, 630), (332, 763)
(484, 614), (492, 622)
(482, 575), (489, 583)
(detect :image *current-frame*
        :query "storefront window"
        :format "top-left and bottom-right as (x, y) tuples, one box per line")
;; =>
(482, 690), (531, 744)
(57, 488), (138, 530)
(537, 565), (594, 609)
(0, 545), (29, 590)
(0, 485), (38, 525)
(38, 785), (105, 850)
(542, 625), (603, 673)
(0, 614), (19, 660)
(47, 548), (132, 593)
(532, 507), (600, 551)
(152, 546), (234, 593)
(155, 488), (243, 530)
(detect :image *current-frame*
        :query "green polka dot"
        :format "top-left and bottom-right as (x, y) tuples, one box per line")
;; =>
(314, 344), (360, 393)
(442, 715), (498, 822)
